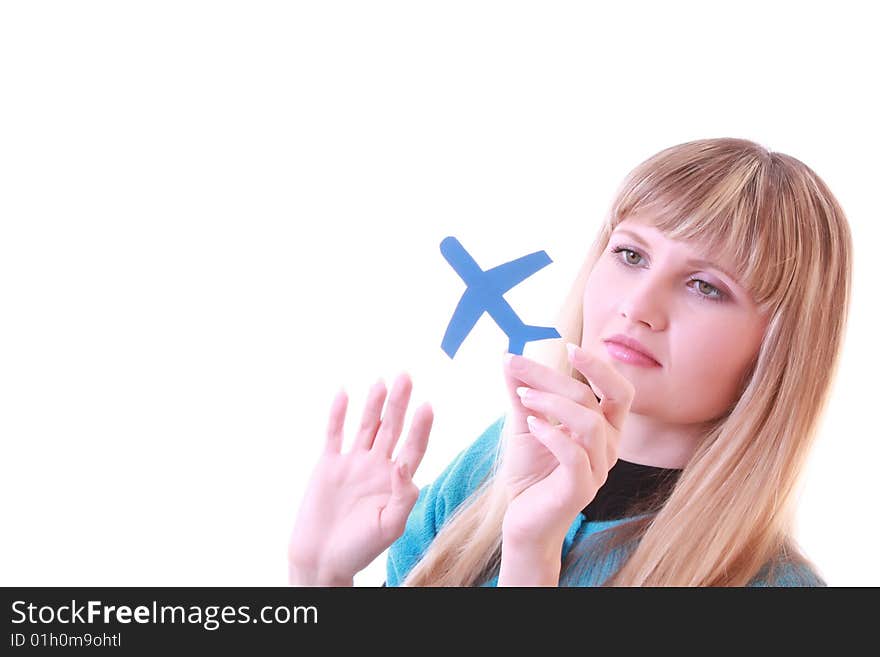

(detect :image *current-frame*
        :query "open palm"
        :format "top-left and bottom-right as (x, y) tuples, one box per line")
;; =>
(288, 374), (433, 583)
(291, 444), (414, 578)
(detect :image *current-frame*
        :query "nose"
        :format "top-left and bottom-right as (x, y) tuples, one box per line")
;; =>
(618, 277), (667, 330)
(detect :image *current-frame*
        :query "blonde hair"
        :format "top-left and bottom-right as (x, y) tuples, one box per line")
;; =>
(402, 137), (852, 586)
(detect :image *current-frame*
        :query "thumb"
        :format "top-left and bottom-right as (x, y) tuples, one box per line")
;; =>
(381, 462), (418, 538)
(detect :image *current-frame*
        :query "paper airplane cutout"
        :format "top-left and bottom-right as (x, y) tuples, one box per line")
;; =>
(440, 236), (561, 357)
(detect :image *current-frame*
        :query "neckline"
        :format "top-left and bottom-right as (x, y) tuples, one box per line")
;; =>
(580, 457), (684, 522)
(616, 457), (683, 472)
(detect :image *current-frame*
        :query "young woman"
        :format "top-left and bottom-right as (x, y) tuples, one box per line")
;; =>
(288, 137), (852, 586)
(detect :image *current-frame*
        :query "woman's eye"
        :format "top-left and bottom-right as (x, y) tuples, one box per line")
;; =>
(623, 249), (641, 265)
(612, 246), (642, 265)
(690, 280), (725, 302)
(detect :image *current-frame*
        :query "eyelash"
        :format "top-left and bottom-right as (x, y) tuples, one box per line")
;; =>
(609, 246), (727, 303)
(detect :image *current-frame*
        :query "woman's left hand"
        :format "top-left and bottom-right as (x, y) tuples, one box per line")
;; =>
(500, 342), (635, 550)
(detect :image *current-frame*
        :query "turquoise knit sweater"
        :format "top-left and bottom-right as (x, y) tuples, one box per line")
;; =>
(386, 415), (826, 587)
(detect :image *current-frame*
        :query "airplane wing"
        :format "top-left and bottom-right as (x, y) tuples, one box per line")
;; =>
(440, 287), (485, 359)
(484, 250), (553, 294)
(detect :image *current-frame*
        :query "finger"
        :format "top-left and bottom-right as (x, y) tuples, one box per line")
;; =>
(502, 350), (596, 437)
(504, 351), (600, 430)
(353, 379), (388, 450)
(324, 387), (348, 455)
(517, 386), (600, 445)
(381, 460), (419, 539)
(526, 415), (589, 471)
(394, 401), (433, 475)
(502, 350), (532, 434)
(567, 343), (635, 432)
(372, 372), (413, 457)
(519, 387), (607, 477)
(508, 351), (600, 405)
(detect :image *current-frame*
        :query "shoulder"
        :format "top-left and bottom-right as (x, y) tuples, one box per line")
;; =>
(747, 556), (827, 587)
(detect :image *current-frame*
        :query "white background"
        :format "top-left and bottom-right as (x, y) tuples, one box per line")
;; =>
(1, 1), (877, 586)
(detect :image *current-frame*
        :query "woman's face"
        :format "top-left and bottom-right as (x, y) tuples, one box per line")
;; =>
(581, 213), (770, 424)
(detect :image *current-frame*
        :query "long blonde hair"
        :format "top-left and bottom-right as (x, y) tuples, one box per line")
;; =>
(402, 137), (852, 586)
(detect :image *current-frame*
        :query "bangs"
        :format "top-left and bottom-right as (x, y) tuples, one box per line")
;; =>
(608, 141), (796, 313)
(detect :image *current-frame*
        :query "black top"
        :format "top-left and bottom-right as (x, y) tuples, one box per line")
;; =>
(581, 457), (683, 522)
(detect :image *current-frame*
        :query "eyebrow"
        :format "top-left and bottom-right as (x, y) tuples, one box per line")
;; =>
(612, 228), (739, 284)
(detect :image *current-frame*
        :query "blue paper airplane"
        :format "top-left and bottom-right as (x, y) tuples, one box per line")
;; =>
(440, 236), (561, 357)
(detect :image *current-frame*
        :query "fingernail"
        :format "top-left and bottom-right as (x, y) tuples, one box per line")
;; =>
(526, 415), (538, 430)
(566, 342), (579, 359)
(515, 386), (530, 400)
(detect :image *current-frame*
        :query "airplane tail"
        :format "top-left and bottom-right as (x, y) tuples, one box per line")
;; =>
(507, 324), (561, 356)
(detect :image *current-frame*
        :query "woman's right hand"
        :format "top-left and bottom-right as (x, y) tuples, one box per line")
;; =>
(497, 346), (630, 550)
(498, 351), (577, 506)
(497, 348), (609, 515)
(288, 372), (434, 585)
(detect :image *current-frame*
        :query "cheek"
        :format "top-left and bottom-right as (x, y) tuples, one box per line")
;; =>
(581, 264), (618, 324)
(670, 318), (760, 398)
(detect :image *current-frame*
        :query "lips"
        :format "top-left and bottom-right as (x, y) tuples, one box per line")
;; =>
(603, 333), (661, 366)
